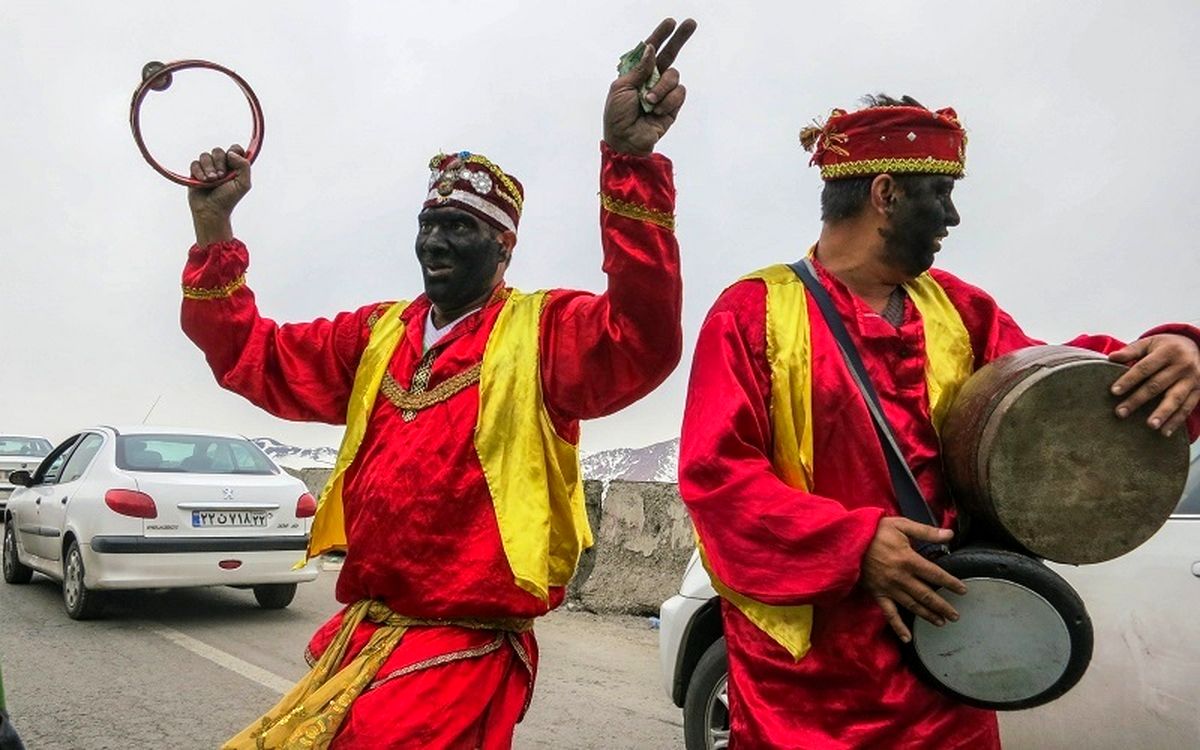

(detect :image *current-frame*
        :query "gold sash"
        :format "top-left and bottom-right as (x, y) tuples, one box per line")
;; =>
(222, 600), (532, 749)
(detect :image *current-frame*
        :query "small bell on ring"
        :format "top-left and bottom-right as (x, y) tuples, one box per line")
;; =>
(141, 61), (173, 92)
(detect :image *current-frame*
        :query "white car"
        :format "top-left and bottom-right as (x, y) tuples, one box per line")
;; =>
(660, 443), (1200, 750)
(0, 434), (53, 509)
(2, 426), (320, 619)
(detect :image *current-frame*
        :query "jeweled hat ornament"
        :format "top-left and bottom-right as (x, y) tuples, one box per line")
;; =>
(424, 151), (524, 234)
(800, 104), (967, 181)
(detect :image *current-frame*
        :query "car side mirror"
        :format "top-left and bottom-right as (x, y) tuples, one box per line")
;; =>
(7, 470), (32, 487)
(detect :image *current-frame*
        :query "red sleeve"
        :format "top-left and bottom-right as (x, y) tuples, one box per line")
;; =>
(179, 239), (380, 424)
(678, 280), (884, 606)
(539, 142), (683, 425)
(932, 268), (1200, 440)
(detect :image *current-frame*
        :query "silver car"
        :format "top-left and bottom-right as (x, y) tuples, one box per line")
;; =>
(3, 426), (320, 620)
(0, 435), (52, 510)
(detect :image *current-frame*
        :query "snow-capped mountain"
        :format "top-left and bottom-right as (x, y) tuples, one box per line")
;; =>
(252, 435), (682, 481)
(253, 437), (338, 470)
(581, 437), (679, 483)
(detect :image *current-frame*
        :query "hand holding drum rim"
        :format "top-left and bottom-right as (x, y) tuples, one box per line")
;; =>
(1108, 333), (1200, 437)
(187, 144), (252, 246)
(861, 518), (967, 643)
(603, 17), (696, 156)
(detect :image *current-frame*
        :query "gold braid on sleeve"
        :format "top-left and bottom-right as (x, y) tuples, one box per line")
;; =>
(182, 274), (247, 301)
(600, 194), (676, 231)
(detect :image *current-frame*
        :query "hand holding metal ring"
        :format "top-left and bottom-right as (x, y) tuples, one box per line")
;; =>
(130, 59), (264, 188)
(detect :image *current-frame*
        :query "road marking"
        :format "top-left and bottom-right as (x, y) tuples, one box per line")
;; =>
(149, 624), (292, 695)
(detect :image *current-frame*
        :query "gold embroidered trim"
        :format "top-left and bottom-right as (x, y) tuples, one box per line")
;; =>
(821, 157), (964, 179)
(366, 303), (393, 331)
(380, 363), (482, 414)
(464, 155), (523, 212)
(182, 274), (246, 300)
(507, 633), (534, 676)
(367, 635), (506, 692)
(506, 633), (537, 716)
(600, 194), (676, 231)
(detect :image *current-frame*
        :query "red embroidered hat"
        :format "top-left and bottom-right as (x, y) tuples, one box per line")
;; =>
(800, 105), (967, 181)
(424, 151), (524, 234)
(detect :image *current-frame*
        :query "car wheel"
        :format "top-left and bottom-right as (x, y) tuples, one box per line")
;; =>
(683, 637), (730, 750)
(2, 522), (33, 584)
(253, 583), (297, 609)
(63, 540), (105, 620)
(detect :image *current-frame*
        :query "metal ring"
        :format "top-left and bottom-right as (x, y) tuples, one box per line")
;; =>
(129, 59), (264, 188)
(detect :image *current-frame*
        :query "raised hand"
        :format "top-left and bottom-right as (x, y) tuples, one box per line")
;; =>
(1109, 333), (1200, 437)
(861, 517), (966, 643)
(603, 18), (697, 156)
(187, 144), (252, 246)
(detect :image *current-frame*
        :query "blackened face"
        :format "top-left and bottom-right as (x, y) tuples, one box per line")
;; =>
(881, 175), (961, 277)
(415, 207), (506, 311)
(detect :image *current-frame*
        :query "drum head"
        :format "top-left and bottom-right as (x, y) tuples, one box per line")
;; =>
(905, 548), (1093, 710)
(982, 355), (1187, 564)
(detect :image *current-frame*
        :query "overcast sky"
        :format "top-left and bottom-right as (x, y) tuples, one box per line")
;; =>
(2, 1), (1198, 454)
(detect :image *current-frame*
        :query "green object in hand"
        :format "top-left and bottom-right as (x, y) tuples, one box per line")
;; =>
(617, 41), (660, 113)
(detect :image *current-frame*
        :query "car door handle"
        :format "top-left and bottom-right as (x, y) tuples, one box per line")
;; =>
(35, 498), (41, 505)
(60, 497), (68, 505)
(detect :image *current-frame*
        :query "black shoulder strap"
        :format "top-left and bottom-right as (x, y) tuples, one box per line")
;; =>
(788, 258), (947, 556)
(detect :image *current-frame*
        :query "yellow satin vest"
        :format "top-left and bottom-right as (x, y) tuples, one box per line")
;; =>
(305, 291), (593, 603)
(699, 263), (974, 659)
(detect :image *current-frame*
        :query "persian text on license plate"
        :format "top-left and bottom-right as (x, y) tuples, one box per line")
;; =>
(191, 510), (271, 528)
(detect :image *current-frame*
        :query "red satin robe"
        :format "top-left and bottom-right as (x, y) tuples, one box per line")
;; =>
(679, 257), (1200, 750)
(181, 143), (681, 749)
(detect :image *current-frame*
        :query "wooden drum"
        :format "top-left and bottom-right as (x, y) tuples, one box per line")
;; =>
(942, 345), (1189, 564)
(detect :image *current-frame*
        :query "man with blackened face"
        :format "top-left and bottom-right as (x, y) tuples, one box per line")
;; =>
(178, 17), (696, 750)
(678, 94), (1200, 749)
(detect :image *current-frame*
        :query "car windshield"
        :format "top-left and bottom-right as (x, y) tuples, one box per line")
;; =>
(0, 437), (53, 457)
(115, 434), (278, 475)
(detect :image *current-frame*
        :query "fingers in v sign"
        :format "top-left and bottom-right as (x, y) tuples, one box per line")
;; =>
(604, 17), (697, 156)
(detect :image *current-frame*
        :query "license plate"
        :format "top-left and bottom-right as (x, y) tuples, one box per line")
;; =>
(191, 510), (271, 528)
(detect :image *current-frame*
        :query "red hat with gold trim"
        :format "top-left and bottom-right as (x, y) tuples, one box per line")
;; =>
(800, 105), (967, 181)
(424, 151), (524, 233)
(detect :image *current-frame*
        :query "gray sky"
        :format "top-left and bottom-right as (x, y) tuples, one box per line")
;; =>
(2, 1), (1198, 453)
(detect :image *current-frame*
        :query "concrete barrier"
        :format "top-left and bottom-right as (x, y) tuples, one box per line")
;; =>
(568, 480), (696, 615)
(281, 468), (696, 615)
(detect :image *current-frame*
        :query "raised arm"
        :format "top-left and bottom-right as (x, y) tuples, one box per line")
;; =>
(541, 19), (695, 419)
(180, 146), (375, 424)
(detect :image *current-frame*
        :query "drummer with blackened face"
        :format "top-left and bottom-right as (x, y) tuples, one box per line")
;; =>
(678, 96), (1200, 749)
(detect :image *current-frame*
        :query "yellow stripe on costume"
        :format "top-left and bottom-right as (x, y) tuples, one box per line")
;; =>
(305, 292), (593, 602)
(476, 290), (592, 601)
(698, 263), (973, 660)
(305, 301), (410, 561)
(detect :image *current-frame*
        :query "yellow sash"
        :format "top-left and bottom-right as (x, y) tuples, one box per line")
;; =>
(306, 291), (591, 602)
(700, 264), (974, 659)
(222, 600), (532, 749)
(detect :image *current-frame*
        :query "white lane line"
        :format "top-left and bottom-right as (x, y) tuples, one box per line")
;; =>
(149, 624), (292, 695)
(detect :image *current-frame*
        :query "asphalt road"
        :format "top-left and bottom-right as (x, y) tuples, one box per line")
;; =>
(0, 555), (683, 749)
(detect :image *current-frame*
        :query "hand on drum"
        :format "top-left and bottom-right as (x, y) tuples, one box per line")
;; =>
(861, 517), (967, 643)
(1108, 333), (1200, 437)
(187, 144), (252, 246)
